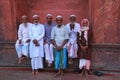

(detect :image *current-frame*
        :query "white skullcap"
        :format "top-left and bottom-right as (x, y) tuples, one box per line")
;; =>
(33, 14), (39, 18)
(70, 14), (76, 18)
(47, 14), (52, 17)
(21, 15), (27, 19)
(56, 15), (62, 19)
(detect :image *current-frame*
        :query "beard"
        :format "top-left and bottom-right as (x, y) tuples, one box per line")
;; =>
(34, 22), (39, 25)
(23, 23), (27, 27)
(81, 26), (89, 31)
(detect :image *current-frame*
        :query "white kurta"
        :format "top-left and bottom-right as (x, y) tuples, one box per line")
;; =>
(66, 22), (81, 33)
(29, 23), (45, 69)
(15, 23), (32, 58)
(66, 22), (80, 58)
(29, 23), (45, 58)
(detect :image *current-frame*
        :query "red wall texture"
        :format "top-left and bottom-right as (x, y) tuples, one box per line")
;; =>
(16, 0), (89, 24)
(0, 0), (120, 44)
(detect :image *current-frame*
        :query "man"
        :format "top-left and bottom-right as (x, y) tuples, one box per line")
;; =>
(66, 15), (81, 64)
(77, 18), (91, 77)
(51, 15), (69, 76)
(44, 14), (56, 67)
(66, 15), (81, 33)
(29, 15), (45, 75)
(15, 15), (32, 64)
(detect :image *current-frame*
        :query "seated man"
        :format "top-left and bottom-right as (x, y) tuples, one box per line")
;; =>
(15, 15), (32, 64)
(44, 14), (56, 67)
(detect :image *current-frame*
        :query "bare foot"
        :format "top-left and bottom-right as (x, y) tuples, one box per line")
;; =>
(47, 63), (52, 67)
(55, 70), (61, 77)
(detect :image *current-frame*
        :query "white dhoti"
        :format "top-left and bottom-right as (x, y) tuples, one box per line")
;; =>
(67, 40), (78, 58)
(79, 59), (87, 69)
(31, 57), (43, 69)
(44, 43), (54, 63)
(29, 40), (44, 70)
(15, 40), (29, 58)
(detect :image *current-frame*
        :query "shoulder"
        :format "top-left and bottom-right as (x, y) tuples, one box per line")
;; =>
(52, 25), (57, 30)
(38, 23), (44, 27)
(75, 22), (80, 26)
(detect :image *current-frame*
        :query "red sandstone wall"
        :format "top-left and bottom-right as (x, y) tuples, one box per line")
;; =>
(26, 0), (89, 24)
(92, 0), (120, 43)
(0, 0), (16, 41)
(0, 0), (120, 43)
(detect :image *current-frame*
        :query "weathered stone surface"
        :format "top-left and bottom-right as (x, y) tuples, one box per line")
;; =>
(92, 0), (120, 43)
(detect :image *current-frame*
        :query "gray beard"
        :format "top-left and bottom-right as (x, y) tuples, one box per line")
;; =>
(23, 23), (27, 27)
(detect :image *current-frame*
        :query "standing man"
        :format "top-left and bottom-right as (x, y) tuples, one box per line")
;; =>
(15, 15), (32, 64)
(29, 15), (45, 75)
(44, 14), (56, 67)
(66, 15), (81, 64)
(77, 18), (91, 77)
(51, 15), (69, 76)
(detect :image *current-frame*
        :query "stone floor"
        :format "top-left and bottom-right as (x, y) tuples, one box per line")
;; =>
(0, 67), (120, 80)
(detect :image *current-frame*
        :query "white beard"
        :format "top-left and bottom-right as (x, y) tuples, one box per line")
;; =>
(81, 26), (89, 31)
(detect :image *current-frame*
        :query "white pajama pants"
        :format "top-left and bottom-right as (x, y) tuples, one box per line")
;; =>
(15, 43), (29, 58)
(31, 57), (43, 70)
(44, 43), (54, 64)
(79, 59), (91, 70)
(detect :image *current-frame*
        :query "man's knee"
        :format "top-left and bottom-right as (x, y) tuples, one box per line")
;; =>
(44, 43), (49, 48)
(50, 44), (53, 48)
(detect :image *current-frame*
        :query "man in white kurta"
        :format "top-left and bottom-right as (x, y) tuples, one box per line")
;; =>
(66, 15), (81, 64)
(66, 15), (81, 33)
(15, 15), (32, 64)
(29, 15), (45, 75)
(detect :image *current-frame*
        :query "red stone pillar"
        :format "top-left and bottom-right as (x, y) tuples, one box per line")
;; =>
(0, 0), (16, 41)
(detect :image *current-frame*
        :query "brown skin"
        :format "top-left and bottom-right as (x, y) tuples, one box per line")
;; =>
(69, 16), (76, 23)
(47, 16), (53, 25)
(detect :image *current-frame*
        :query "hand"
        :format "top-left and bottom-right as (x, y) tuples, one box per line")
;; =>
(33, 39), (40, 46)
(25, 39), (30, 43)
(55, 46), (62, 51)
(81, 46), (88, 53)
(33, 39), (37, 44)
(19, 40), (22, 44)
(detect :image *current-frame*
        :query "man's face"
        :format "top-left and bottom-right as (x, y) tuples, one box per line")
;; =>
(22, 18), (27, 23)
(83, 21), (88, 26)
(47, 16), (52, 23)
(70, 17), (76, 23)
(33, 17), (39, 24)
(56, 18), (63, 26)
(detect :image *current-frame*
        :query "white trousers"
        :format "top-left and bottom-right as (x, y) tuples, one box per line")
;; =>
(15, 41), (29, 58)
(79, 59), (86, 69)
(79, 59), (91, 70)
(44, 43), (54, 64)
(31, 57), (43, 70)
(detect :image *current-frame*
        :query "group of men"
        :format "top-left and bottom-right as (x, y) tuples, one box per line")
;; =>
(15, 14), (91, 77)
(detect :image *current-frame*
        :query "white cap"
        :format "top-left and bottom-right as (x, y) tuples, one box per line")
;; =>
(56, 15), (62, 19)
(21, 15), (27, 19)
(70, 14), (76, 18)
(33, 14), (39, 18)
(47, 14), (52, 17)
